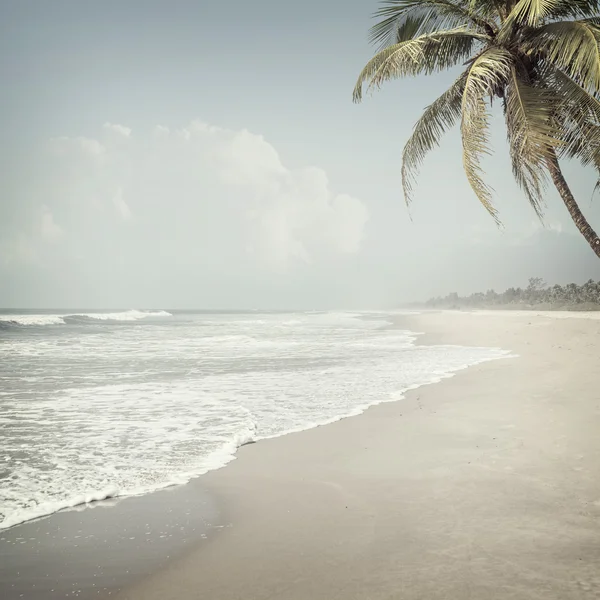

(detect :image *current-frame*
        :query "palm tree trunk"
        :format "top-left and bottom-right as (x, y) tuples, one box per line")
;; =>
(546, 151), (600, 259)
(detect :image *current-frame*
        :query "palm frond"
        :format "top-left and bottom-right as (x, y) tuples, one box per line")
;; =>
(460, 47), (513, 221)
(353, 28), (488, 102)
(557, 115), (600, 194)
(526, 20), (600, 93)
(538, 61), (600, 195)
(504, 65), (559, 218)
(544, 66), (600, 174)
(551, 67), (600, 137)
(369, 0), (495, 49)
(466, 0), (508, 20)
(560, 118), (600, 175)
(499, 0), (562, 35)
(401, 73), (467, 204)
(547, 0), (600, 19)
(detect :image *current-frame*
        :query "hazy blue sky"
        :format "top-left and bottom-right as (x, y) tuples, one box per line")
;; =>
(2, 0), (599, 308)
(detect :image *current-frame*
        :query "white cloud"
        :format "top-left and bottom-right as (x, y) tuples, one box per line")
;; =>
(177, 127), (191, 141)
(46, 120), (368, 270)
(190, 123), (369, 266)
(50, 136), (105, 156)
(103, 122), (132, 137)
(547, 221), (563, 234)
(38, 205), (63, 241)
(112, 187), (132, 220)
(505, 219), (566, 247)
(154, 125), (170, 137)
(6, 119), (369, 302)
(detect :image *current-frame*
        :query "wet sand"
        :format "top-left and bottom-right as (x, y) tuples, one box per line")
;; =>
(0, 479), (218, 599)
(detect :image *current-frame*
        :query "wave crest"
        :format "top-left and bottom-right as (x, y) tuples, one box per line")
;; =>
(0, 310), (172, 327)
(64, 310), (172, 323)
(0, 315), (66, 327)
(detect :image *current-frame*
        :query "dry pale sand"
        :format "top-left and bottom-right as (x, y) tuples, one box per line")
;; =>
(119, 311), (600, 600)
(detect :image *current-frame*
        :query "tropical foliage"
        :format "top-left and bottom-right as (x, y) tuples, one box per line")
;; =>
(354, 0), (600, 258)
(423, 277), (600, 308)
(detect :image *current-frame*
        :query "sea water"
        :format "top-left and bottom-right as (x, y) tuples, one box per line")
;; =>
(0, 310), (509, 529)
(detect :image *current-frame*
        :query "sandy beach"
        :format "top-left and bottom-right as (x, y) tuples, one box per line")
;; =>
(3, 310), (600, 599)
(111, 310), (600, 599)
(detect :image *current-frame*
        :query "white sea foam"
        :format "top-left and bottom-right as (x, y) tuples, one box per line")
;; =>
(67, 310), (172, 321)
(0, 486), (121, 530)
(0, 314), (66, 326)
(0, 310), (172, 327)
(0, 311), (512, 529)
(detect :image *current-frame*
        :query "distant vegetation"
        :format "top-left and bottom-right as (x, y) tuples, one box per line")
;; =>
(421, 278), (600, 310)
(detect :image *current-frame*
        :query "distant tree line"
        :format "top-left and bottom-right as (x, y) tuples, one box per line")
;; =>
(421, 278), (600, 310)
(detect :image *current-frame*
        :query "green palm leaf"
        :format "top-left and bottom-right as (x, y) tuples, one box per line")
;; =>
(504, 65), (559, 217)
(369, 0), (494, 49)
(500, 0), (562, 31)
(353, 28), (488, 102)
(546, 66), (600, 185)
(548, 1), (600, 19)
(401, 73), (467, 204)
(460, 48), (513, 220)
(526, 20), (600, 93)
(466, 0), (509, 21)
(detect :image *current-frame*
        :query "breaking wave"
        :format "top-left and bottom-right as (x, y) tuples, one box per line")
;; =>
(0, 310), (172, 328)
(0, 310), (512, 530)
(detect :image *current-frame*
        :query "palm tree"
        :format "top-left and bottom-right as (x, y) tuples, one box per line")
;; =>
(354, 0), (600, 258)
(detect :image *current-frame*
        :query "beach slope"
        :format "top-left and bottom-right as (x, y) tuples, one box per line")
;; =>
(120, 311), (600, 600)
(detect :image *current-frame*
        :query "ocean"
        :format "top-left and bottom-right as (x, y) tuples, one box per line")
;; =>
(0, 310), (509, 530)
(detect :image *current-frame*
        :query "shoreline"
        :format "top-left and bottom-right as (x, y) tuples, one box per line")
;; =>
(0, 317), (503, 535)
(3, 310), (600, 599)
(119, 310), (600, 599)
(0, 474), (220, 599)
(0, 312), (506, 599)
(0, 322), (488, 600)
(0, 313), (504, 533)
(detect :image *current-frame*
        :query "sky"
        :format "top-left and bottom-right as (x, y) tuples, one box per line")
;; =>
(1, 0), (600, 309)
